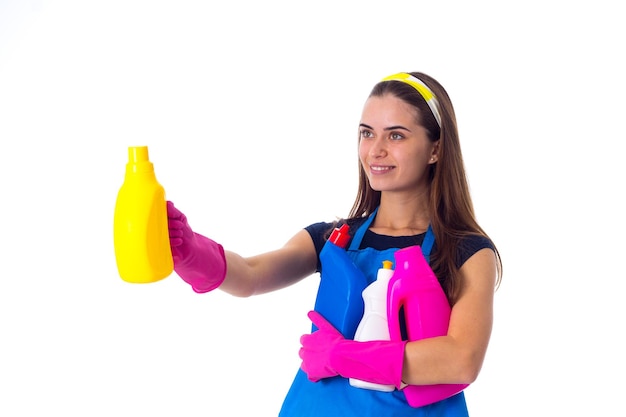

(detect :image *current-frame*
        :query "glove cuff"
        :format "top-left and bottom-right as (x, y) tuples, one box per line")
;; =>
(330, 339), (407, 389)
(175, 233), (227, 293)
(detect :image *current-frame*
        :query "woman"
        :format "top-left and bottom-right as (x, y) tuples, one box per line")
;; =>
(167, 72), (503, 416)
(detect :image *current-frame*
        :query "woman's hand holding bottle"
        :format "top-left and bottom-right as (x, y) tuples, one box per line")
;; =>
(167, 201), (227, 293)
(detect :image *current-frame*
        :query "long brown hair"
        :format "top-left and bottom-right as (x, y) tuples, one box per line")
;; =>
(348, 72), (502, 304)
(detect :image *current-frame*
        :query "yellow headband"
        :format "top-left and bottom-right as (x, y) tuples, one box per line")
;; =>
(381, 73), (442, 128)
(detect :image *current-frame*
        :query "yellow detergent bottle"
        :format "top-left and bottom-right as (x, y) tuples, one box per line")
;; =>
(113, 146), (173, 283)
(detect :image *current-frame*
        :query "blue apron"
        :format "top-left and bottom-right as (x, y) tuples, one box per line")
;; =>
(279, 209), (468, 417)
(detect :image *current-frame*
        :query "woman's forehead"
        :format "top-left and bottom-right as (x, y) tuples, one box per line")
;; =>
(361, 94), (421, 127)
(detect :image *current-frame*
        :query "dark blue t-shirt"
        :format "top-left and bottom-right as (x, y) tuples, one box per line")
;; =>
(305, 217), (494, 273)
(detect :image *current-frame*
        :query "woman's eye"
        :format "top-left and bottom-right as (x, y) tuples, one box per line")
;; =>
(360, 130), (373, 139)
(390, 132), (404, 140)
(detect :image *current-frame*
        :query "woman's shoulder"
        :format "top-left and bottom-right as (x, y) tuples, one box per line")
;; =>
(304, 220), (336, 240)
(304, 221), (335, 256)
(455, 233), (495, 268)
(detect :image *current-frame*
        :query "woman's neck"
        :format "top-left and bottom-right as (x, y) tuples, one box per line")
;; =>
(371, 193), (430, 236)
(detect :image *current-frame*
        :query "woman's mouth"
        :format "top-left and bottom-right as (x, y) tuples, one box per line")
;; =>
(370, 164), (394, 174)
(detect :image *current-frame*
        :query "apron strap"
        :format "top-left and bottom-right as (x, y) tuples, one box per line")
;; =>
(421, 224), (435, 263)
(348, 207), (378, 251)
(348, 206), (435, 264)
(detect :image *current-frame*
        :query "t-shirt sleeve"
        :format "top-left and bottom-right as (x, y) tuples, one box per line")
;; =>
(455, 234), (495, 268)
(304, 222), (334, 272)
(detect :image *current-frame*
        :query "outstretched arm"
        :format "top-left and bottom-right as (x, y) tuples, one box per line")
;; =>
(168, 200), (318, 296)
(220, 229), (318, 297)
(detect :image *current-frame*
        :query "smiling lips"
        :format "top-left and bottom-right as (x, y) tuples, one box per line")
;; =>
(369, 164), (395, 174)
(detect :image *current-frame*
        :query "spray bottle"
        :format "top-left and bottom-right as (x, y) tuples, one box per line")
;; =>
(387, 245), (468, 407)
(313, 224), (368, 338)
(113, 146), (173, 283)
(349, 259), (395, 392)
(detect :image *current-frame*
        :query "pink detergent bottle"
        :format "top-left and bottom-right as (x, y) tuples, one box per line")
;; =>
(387, 245), (468, 408)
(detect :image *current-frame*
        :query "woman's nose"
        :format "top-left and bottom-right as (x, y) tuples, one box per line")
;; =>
(369, 138), (387, 157)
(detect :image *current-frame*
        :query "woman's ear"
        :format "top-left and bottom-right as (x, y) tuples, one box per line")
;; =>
(429, 141), (440, 163)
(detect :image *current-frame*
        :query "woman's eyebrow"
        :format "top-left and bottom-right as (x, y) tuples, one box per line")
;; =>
(385, 125), (411, 132)
(359, 123), (411, 132)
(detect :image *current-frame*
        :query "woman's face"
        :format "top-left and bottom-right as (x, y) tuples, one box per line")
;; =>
(358, 93), (438, 194)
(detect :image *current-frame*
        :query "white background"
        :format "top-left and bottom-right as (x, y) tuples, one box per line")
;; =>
(1, 0), (624, 416)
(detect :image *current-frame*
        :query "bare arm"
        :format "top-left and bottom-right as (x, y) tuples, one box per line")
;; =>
(401, 248), (497, 385)
(218, 228), (319, 298)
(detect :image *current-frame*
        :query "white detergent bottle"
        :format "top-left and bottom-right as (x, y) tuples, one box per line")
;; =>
(349, 260), (395, 392)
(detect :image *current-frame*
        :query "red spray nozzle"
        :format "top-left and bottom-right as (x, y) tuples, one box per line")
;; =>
(329, 224), (350, 248)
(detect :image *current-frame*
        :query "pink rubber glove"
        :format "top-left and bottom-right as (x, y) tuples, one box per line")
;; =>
(299, 310), (407, 389)
(167, 201), (227, 293)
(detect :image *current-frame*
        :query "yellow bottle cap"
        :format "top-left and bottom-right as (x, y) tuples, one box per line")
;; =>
(129, 146), (149, 163)
(126, 146), (153, 173)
